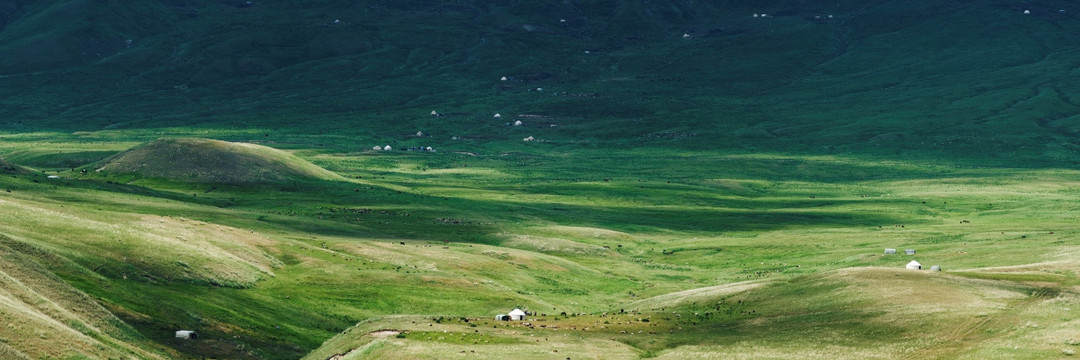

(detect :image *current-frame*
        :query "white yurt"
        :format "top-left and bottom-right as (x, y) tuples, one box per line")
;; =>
(509, 308), (527, 321)
(906, 260), (922, 270)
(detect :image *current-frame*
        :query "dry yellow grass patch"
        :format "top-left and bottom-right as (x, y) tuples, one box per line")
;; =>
(654, 342), (914, 360)
(626, 280), (767, 310)
(309, 318), (639, 360)
(829, 268), (1026, 317)
(502, 234), (609, 255)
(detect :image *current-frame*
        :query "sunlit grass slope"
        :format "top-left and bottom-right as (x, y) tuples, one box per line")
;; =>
(0, 235), (166, 360)
(308, 264), (1080, 360)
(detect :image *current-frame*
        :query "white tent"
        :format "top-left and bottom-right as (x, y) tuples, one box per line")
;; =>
(513, 120), (523, 126)
(175, 330), (197, 339)
(383, 145), (392, 151)
(509, 308), (527, 321)
(373, 146), (382, 151)
(906, 260), (922, 270)
(494, 113), (502, 118)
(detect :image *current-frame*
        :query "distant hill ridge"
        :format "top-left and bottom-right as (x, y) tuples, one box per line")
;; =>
(95, 138), (340, 184)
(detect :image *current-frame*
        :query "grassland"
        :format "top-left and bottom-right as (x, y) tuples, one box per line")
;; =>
(2, 0), (1080, 359)
(0, 134), (1078, 359)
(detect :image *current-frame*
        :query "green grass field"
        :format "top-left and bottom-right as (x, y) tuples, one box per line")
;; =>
(2, 0), (1080, 359)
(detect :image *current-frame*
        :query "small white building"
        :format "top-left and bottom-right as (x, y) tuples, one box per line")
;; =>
(513, 120), (523, 126)
(175, 330), (198, 339)
(509, 308), (527, 321)
(494, 113), (502, 118)
(373, 146), (383, 151)
(906, 260), (922, 270)
(930, 265), (941, 272)
(523, 136), (535, 142)
(383, 145), (392, 151)
(884, 248), (897, 255)
(905, 249), (916, 255)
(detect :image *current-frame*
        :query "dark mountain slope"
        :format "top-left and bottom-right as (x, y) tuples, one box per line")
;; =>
(1, 0), (1079, 165)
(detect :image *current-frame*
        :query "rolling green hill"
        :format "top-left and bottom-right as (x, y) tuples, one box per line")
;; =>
(1, 1), (1080, 359)
(94, 138), (342, 184)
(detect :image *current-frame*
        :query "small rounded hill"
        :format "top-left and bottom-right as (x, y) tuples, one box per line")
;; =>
(94, 138), (341, 185)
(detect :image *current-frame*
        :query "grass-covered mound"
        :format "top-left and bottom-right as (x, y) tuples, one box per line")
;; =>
(94, 138), (341, 185)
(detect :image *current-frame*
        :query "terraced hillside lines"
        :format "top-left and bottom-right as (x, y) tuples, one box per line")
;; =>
(94, 138), (343, 185)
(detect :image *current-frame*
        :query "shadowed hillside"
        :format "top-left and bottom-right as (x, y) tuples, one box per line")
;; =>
(95, 138), (341, 184)
(1, 0), (1079, 165)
